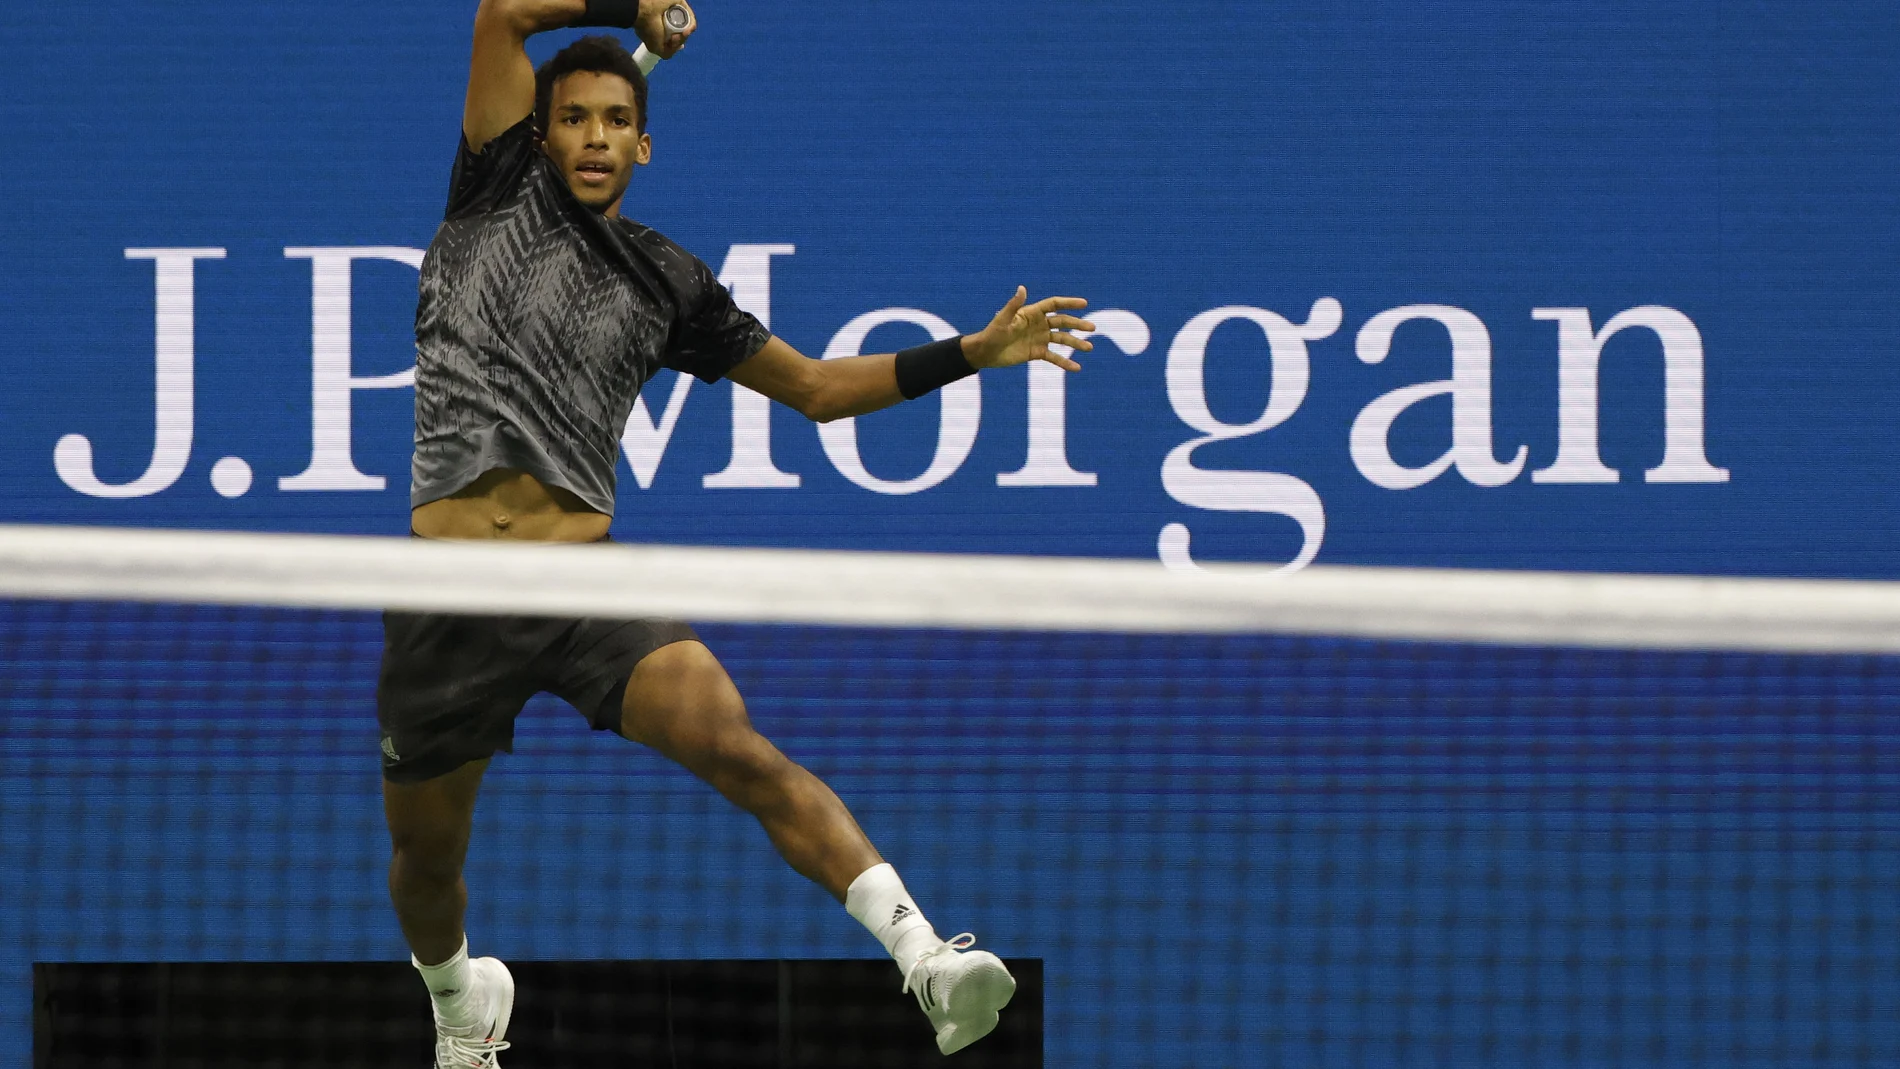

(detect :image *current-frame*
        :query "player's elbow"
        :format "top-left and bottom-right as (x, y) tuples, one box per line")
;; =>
(784, 362), (848, 423)
(800, 393), (849, 424)
(473, 0), (529, 36)
(476, 0), (579, 37)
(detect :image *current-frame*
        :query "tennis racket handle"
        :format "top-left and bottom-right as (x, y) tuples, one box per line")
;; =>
(632, 43), (661, 76)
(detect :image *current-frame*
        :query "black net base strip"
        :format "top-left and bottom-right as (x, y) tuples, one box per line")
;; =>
(34, 959), (1044, 1068)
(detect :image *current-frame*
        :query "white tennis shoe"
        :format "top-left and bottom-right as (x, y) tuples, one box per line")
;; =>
(901, 933), (1016, 1055)
(433, 957), (514, 1068)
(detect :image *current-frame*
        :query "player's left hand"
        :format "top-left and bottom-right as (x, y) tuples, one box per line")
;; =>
(963, 287), (1095, 371)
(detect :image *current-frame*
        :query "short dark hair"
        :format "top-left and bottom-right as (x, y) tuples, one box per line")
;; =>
(534, 35), (649, 135)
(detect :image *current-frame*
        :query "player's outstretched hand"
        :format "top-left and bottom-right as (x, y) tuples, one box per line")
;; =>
(964, 287), (1095, 372)
(636, 0), (696, 59)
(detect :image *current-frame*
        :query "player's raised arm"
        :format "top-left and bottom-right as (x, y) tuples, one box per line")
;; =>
(464, 0), (696, 149)
(729, 288), (1095, 423)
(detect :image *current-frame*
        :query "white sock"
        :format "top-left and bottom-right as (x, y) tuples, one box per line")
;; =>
(413, 937), (480, 1029)
(845, 863), (943, 973)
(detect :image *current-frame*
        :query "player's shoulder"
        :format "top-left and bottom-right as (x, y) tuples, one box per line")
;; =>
(445, 117), (545, 222)
(615, 217), (684, 253)
(614, 219), (717, 277)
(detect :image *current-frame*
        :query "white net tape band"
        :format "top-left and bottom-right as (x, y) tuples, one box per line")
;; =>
(0, 524), (1893, 653)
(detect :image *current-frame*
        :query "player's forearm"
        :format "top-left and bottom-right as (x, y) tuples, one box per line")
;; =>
(728, 335), (978, 424)
(804, 355), (908, 423)
(805, 338), (981, 422)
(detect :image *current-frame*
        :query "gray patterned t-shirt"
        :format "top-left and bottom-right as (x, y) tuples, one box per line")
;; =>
(410, 117), (769, 513)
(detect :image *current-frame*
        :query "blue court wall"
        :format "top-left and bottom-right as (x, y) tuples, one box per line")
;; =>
(5, 607), (1899, 1068)
(0, 0), (1896, 576)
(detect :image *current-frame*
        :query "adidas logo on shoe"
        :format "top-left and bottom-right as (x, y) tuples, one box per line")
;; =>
(890, 903), (915, 924)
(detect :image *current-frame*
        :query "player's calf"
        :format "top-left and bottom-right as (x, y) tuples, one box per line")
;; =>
(384, 759), (486, 967)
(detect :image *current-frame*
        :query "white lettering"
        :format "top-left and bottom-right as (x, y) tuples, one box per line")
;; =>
(1349, 304), (1526, 490)
(620, 372), (695, 489)
(818, 309), (977, 496)
(704, 244), (801, 489)
(1159, 299), (1340, 573)
(278, 247), (423, 492)
(1531, 306), (1729, 484)
(997, 309), (1151, 488)
(55, 248), (226, 499)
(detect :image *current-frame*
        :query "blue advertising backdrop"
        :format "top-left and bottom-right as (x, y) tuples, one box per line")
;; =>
(3, 3), (1900, 1068)
(3, 0), (1896, 575)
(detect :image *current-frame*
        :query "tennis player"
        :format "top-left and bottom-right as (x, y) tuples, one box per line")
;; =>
(382, 1), (1093, 1064)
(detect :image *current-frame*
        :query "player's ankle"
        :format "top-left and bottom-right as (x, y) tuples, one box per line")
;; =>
(891, 925), (945, 974)
(844, 862), (940, 968)
(413, 936), (482, 1029)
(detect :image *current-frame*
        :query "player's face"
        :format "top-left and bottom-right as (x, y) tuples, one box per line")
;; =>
(542, 71), (651, 216)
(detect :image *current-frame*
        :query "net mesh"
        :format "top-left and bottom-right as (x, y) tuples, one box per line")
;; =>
(4, 528), (1899, 1067)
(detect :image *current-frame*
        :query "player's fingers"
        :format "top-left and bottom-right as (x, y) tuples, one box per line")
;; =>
(996, 286), (1028, 324)
(1047, 315), (1096, 333)
(1039, 350), (1084, 372)
(1050, 332), (1095, 352)
(1029, 296), (1089, 316)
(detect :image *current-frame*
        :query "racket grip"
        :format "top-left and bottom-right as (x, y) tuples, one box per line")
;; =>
(631, 43), (662, 77)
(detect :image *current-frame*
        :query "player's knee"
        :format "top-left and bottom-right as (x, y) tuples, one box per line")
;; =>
(387, 827), (464, 888)
(686, 720), (800, 815)
(705, 726), (786, 783)
(629, 642), (790, 791)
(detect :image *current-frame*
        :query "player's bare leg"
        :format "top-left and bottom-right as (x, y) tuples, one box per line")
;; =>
(385, 760), (515, 1065)
(385, 758), (486, 962)
(618, 641), (879, 895)
(620, 641), (1016, 1053)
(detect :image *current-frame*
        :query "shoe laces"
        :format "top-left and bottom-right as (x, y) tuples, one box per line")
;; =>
(437, 1030), (511, 1068)
(902, 932), (977, 999)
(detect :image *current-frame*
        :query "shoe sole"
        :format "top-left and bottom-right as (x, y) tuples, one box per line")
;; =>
(937, 954), (1016, 1055)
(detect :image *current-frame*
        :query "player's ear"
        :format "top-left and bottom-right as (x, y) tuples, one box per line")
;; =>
(634, 132), (652, 166)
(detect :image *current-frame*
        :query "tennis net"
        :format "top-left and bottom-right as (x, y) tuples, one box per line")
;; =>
(4, 525), (1898, 1068)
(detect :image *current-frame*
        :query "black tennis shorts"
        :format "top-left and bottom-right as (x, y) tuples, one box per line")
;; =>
(376, 608), (699, 783)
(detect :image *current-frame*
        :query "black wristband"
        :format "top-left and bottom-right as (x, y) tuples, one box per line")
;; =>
(894, 337), (977, 400)
(574, 0), (642, 28)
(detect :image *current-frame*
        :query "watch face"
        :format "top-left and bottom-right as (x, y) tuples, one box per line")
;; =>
(664, 5), (690, 31)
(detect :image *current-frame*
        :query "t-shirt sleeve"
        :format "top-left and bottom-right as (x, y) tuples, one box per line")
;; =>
(443, 117), (541, 220)
(663, 255), (772, 383)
